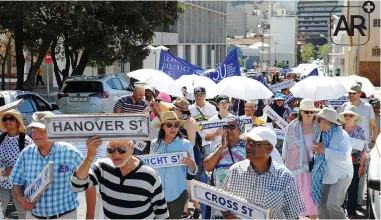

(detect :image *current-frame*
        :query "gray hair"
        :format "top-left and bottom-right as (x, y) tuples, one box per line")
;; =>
(246, 100), (258, 106)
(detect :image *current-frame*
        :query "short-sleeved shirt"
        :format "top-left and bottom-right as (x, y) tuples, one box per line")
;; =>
(341, 101), (375, 142)
(222, 159), (306, 219)
(9, 142), (84, 217)
(207, 113), (233, 154)
(0, 134), (33, 189)
(114, 95), (146, 113)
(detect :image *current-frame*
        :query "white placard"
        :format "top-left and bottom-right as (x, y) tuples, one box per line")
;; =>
(274, 129), (286, 140)
(0, 99), (23, 113)
(190, 180), (271, 219)
(327, 100), (347, 107)
(71, 142), (107, 162)
(137, 152), (187, 169)
(263, 106), (288, 130)
(133, 140), (147, 152)
(202, 117), (253, 131)
(24, 162), (53, 203)
(270, 80), (294, 92)
(350, 137), (366, 151)
(46, 114), (149, 141)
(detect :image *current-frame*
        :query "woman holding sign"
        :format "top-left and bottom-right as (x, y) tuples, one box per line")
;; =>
(282, 98), (321, 219)
(150, 111), (197, 219)
(338, 105), (368, 219)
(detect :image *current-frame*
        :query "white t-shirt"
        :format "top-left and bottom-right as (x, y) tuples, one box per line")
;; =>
(207, 113), (233, 154)
(189, 102), (218, 155)
(271, 148), (284, 165)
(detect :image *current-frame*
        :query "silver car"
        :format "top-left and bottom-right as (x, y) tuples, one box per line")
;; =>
(367, 134), (381, 219)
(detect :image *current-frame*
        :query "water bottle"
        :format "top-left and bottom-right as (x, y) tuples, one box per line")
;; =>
(0, 160), (7, 181)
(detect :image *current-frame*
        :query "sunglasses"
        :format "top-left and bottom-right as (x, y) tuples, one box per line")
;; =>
(348, 92), (358, 95)
(166, 122), (180, 128)
(194, 93), (205, 97)
(317, 118), (325, 123)
(106, 146), (128, 155)
(31, 127), (46, 133)
(2, 116), (16, 122)
(222, 124), (237, 130)
(303, 111), (314, 115)
(246, 140), (272, 147)
(344, 114), (354, 118)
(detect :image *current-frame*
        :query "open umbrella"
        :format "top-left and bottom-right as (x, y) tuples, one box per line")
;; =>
(290, 76), (348, 101)
(175, 74), (218, 99)
(335, 75), (375, 97)
(216, 76), (273, 100)
(127, 69), (182, 97)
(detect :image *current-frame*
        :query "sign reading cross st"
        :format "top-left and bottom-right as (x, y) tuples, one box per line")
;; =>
(44, 52), (52, 64)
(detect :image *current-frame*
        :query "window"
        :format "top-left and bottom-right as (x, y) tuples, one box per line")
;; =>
(31, 95), (51, 111)
(373, 19), (380, 27)
(106, 79), (115, 89)
(372, 47), (380, 56)
(17, 96), (35, 113)
(63, 81), (104, 93)
(111, 78), (123, 90)
(118, 78), (130, 90)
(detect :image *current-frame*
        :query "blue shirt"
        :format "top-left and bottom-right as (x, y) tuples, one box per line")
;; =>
(150, 137), (198, 202)
(9, 142), (84, 217)
(323, 127), (354, 184)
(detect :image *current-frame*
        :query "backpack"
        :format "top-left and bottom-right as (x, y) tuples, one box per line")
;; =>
(0, 132), (26, 152)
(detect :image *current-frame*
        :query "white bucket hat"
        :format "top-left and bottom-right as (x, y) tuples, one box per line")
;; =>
(338, 105), (361, 124)
(299, 98), (320, 112)
(316, 107), (342, 125)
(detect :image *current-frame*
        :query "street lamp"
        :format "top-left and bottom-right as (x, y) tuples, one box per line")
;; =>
(320, 34), (331, 76)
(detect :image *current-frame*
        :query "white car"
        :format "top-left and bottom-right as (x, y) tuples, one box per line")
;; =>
(367, 134), (381, 219)
(56, 75), (133, 114)
(0, 90), (62, 126)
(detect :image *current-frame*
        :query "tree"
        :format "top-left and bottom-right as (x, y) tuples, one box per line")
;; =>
(301, 43), (315, 63)
(238, 58), (244, 67)
(0, 32), (13, 90)
(318, 43), (330, 60)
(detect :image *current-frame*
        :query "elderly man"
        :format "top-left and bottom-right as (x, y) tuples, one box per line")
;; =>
(8, 112), (85, 219)
(313, 108), (353, 219)
(222, 127), (304, 219)
(72, 138), (169, 219)
(114, 85), (147, 114)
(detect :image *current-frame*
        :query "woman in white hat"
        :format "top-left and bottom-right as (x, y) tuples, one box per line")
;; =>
(0, 110), (33, 219)
(338, 105), (368, 219)
(150, 111), (197, 219)
(282, 98), (321, 219)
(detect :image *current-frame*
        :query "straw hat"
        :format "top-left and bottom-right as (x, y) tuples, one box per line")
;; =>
(172, 97), (190, 112)
(0, 109), (26, 133)
(338, 105), (361, 124)
(316, 107), (342, 125)
(299, 98), (320, 112)
(155, 111), (185, 128)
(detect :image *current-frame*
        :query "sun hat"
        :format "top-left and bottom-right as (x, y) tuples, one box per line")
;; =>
(274, 93), (285, 101)
(348, 84), (362, 93)
(316, 107), (342, 125)
(299, 98), (320, 112)
(240, 126), (277, 148)
(27, 111), (55, 130)
(0, 109), (26, 133)
(172, 97), (190, 112)
(338, 105), (361, 124)
(155, 111), (185, 128)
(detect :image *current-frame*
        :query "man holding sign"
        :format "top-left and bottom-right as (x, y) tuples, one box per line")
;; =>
(72, 139), (169, 219)
(9, 112), (85, 219)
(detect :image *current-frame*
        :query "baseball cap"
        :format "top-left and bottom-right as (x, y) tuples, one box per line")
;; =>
(216, 95), (229, 104)
(369, 97), (380, 105)
(28, 111), (55, 129)
(348, 84), (362, 93)
(194, 87), (206, 94)
(240, 126), (277, 148)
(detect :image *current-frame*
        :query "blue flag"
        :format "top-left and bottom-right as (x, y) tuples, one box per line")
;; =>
(256, 75), (270, 89)
(158, 48), (240, 83)
(301, 68), (319, 80)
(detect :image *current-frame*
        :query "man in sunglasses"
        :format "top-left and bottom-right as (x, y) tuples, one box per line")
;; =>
(222, 127), (305, 219)
(9, 112), (85, 219)
(72, 138), (169, 219)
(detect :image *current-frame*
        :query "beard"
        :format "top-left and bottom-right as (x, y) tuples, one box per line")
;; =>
(113, 154), (132, 168)
(246, 149), (256, 158)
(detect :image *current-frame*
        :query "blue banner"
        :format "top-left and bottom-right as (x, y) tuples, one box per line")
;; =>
(158, 48), (240, 83)
(301, 68), (319, 80)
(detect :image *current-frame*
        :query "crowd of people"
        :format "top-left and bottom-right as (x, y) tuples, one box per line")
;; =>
(0, 72), (379, 219)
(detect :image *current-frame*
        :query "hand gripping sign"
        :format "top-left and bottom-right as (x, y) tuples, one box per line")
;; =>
(24, 162), (53, 203)
(137, 152), (188, 169)
(263, 106), (288, 130)
(46, 114), (149, 142)
(190, 180), (272, 219)
(202, 117), (253, 131)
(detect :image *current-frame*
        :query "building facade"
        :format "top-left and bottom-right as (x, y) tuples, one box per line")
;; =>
(297, 0), (343, 46)
(227, 6), (247, 37)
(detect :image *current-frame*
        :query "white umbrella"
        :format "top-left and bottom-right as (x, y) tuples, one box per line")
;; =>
(216, 76), (273, 100)
(336, 75), (375, 97)
(175, 74), (218, 99)
(290, 76), (348, 101)
(127, 69), (182, 97)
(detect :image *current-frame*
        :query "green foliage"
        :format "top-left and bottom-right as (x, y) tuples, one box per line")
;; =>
(318, 43), (330, 59)
(301, 43), (315, 63)
(238, 58), (244, 67)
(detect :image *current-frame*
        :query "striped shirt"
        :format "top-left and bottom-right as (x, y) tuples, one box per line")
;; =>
(9, 142), (84, 217)
(114, 95), (146, 113)
(71, 158), (169, 219)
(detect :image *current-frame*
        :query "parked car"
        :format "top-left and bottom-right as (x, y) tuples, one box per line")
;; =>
(0, 90), (61, 126)
(367, 134), (381, 219)
(56, 75), (133, 114)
